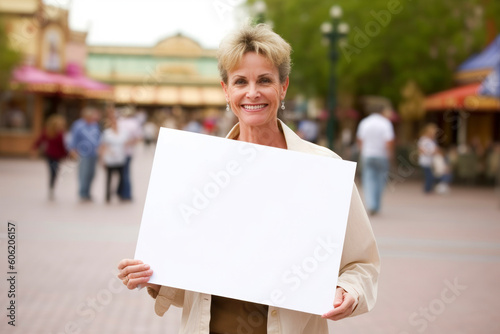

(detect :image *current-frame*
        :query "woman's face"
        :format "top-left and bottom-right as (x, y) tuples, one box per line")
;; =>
(222, 52), (289, 129)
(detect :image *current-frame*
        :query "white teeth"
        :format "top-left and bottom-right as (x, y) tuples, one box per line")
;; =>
(243, 104), (266, 110)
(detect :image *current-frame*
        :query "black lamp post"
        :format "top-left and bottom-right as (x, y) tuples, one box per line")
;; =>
(321, 5), (349, 150)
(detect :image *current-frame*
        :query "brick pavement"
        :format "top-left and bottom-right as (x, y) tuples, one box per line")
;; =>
(1, 144), (499, 334)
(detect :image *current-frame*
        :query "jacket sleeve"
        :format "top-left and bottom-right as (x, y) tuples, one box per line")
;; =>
(147, 286), (185, 316)
(32, 132), (45, 151)
(336, 184), (380, 317)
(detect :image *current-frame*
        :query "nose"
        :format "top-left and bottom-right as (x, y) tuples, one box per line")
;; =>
(246, 83), (260, 100)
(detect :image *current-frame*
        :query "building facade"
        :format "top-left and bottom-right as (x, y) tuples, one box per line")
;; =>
(0, 0), (111, 155)
(86, 34), (227, 130)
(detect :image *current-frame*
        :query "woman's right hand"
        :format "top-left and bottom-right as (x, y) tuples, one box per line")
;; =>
(117, 259), (159, 292)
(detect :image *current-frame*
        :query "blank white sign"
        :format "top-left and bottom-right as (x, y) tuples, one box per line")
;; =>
(135, 128), (356, 315)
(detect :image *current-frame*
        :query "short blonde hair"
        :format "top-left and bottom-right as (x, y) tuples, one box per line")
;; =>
(45, 114), (66, 138)
(217, 24), (292, 84)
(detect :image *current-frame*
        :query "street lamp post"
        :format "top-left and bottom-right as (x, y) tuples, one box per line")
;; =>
(321, 5), (349, 150)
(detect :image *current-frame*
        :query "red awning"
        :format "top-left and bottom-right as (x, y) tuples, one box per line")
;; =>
(425, 83), (500, 111)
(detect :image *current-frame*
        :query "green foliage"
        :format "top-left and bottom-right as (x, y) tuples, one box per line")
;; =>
(247, 0), (492, 105)
(0, 19), (21, 91)
(485, 0), (500, 32)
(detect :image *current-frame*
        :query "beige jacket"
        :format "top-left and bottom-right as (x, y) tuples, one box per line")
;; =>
(148, 120), (380, 334)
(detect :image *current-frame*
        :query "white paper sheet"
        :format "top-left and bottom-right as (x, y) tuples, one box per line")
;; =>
(134, 128), (356, 315)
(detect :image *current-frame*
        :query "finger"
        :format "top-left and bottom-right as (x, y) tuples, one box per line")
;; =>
(127, 269), (153, 281)
(118, 263), (150, 279)
(322, 305), (345, 319)
(117, 263), (149, 280)
(323, 309), (350, 321)
(126, 275), (153, 290)
(322, 293), (356, 320)
(322, 302), (350, 320)
(117, 259), (143, 270)
(334, 288), (344, 307)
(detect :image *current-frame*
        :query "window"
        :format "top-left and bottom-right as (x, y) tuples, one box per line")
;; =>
(0, 91), (35, 132)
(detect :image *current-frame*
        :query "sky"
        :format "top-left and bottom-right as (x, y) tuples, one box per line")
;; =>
(43, 0), (248, 49)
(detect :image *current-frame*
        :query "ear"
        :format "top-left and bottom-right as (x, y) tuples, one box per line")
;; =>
(280, 77), (290, 100)
(221, 81), (229, 101)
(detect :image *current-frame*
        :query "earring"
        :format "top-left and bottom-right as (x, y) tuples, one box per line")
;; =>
(281, 101), (285, 111)
(226, 103), (230, 112)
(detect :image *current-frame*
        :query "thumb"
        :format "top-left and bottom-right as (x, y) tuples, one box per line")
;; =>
(334, 287), (344, 307)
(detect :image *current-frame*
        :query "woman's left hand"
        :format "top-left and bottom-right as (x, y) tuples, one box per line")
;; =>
(321, 287), (358, 321)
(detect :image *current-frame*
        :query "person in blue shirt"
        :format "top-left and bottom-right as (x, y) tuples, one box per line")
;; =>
(68, 107), (101, 201)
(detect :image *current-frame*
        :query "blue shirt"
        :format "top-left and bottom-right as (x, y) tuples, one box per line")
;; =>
(69, 119), (101, 157)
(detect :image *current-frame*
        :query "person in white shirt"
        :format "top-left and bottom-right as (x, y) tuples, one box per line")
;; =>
(418, 123), (438, 193)
(356, 105), (395, 215)
(117, 107), (143, 201)
(99, 117), (130, 203)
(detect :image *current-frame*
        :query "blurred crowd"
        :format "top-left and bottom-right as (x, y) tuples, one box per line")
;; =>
(418, 123), (500, 193)
(30, 105), (500, 206)
(30, 105), (240, 202)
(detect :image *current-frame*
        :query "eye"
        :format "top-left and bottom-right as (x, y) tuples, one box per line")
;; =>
(259, 77), (272, 84)
(234, 78), (246, 85)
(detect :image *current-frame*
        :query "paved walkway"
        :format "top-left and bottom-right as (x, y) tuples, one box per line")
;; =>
(1, 144), (499, 334)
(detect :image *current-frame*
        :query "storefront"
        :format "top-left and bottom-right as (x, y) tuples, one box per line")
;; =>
(86, 33), (228, 132)
(0, 0), (112, 155)
(423, 35), (500, 183)
(424, 35), (500, 149)
(425, 83), (500, 148)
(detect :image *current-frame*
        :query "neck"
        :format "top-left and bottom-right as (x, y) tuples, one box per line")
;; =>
(237, 120), (287, 149)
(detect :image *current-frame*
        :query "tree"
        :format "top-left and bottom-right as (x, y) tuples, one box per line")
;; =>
(246, 0), (495, 106)
(0, 19), (21, 92)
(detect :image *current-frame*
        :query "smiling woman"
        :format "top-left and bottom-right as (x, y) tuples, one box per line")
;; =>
(218, 24), (291, 149)
(117, 23), (380, 334)
(221, 52), (289, 148)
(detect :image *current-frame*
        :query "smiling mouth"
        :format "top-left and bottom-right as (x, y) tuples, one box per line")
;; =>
(242, 104), (267, 111)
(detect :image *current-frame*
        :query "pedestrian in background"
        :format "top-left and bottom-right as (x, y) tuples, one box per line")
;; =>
(143, 119), (158, 147)
(68, 107), (101, 202)
(31, 114), (68, 200)
(117, 106), (142, 201)
(297, 118), (319, 144)
(418, 123), (438, 194)
(183, 114), (204, 133)
(99, 117), (129, 203)
(356, 104), (395, 215)
(433, 146), (453, 194)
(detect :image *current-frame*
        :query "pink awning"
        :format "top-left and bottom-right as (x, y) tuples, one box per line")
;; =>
(11, 66), (60, 92)
(11, 65), (112, 99)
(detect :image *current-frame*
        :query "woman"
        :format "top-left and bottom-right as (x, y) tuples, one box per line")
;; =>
(32, 114), (68, 200)
(99, 116), (129, 203)
(418, 123), (438, 193)
(118, 24), (379, 333)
